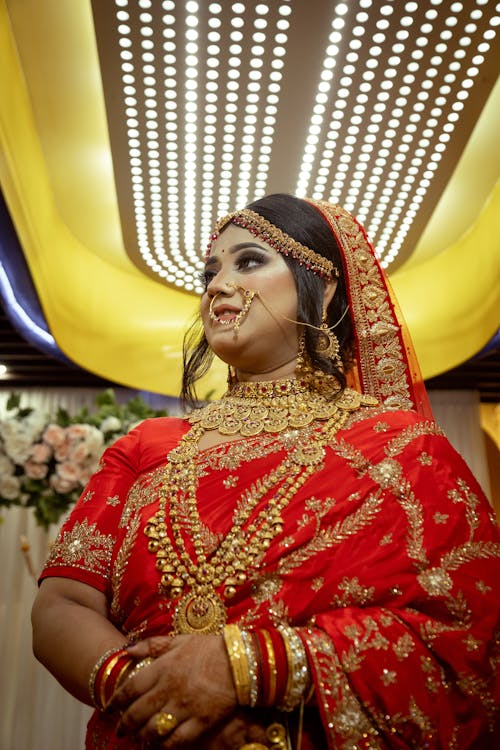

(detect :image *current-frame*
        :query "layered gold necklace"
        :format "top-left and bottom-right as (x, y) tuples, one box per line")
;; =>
(144, 378), (376, 634)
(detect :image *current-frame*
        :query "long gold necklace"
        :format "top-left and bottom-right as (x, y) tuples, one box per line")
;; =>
(144, 382), (375, 634)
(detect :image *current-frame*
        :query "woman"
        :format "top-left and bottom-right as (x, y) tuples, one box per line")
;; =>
(32, 195), (500, 749)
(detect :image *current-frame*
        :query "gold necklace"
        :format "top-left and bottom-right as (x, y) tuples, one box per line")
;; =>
(145, 383), (376, 634)
(188, 377), (374, 436)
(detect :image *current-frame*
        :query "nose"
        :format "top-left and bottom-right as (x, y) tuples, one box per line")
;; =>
(206, 269), (236, 298)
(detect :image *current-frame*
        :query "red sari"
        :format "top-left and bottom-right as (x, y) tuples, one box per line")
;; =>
(41, 405), (500, 749)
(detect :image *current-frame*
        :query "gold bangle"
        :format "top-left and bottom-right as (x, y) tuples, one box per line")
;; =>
(99, 653), (124, 710)
(261, 629), (277, 706)
(223, 624), (251, 705)
(88, 646), (123, 709)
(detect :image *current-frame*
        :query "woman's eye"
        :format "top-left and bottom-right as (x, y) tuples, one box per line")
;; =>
(236, 253), (265, 271)
(199, 269), (216, 289)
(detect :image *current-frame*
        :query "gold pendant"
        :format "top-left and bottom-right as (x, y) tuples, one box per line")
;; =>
(173, 590), (227, 634)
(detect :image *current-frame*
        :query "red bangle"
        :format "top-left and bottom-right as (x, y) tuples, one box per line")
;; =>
(92, 649), (135, 710)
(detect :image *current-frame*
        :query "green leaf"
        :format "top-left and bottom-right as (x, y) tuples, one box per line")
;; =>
(55, 407), (71, 427)
(95, 389), (117, 408)
(18, 407), (34, 418)
(6, 393), (21, 411)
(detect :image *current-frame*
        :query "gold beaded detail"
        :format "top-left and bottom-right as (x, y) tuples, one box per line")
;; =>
(207, 208), (338, 281)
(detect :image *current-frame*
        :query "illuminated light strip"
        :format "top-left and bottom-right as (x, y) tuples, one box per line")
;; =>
(199, 5), (222, 271)
(162, 5), (181, 283)
(235, 2), (290, 209)
(378, 9), (499, 266)
(0, 263), (56, 347)
(115, 1), (183, 282)
(255, 2), (292, 198)
(182, 1), (199, 278)
(216, 9), (245, 218)
(295, 3), (348, 197)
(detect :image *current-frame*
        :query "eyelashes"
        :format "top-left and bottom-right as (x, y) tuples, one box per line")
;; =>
(200, 251), (268, 290)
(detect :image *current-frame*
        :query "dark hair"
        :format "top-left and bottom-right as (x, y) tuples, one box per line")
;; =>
(181, 193), (355, 407)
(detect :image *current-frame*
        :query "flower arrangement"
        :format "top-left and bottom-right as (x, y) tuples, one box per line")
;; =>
(0, 390), (168, 528)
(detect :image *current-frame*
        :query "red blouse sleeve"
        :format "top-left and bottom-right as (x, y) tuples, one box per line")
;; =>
(39, 417), (185, 595)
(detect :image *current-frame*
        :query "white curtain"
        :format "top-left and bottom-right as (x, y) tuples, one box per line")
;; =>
(428, 389), (492, 502)
(0, 387), (491, 749)
(0, 390), (104, 750)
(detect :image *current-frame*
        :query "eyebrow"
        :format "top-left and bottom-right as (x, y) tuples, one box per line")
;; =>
(205, 242), (270, 266)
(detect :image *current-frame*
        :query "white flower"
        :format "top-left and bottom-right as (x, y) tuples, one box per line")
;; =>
(0, 474), (21, 500)
(83, 426), (105, 455)
(2, 433), (33, 464)
(0, 453), (14, 475)
(100, 416), (122, 433)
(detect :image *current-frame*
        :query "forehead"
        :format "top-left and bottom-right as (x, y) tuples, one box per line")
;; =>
(208, 224), (280, 258)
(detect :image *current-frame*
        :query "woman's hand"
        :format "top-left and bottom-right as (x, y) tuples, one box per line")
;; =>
(109, 634), (240, 747)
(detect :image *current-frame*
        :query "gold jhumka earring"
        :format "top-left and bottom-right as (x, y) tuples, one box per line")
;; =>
(315, 311), (341, 363)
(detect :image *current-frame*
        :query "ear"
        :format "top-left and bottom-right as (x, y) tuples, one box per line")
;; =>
(323, 278), (338, 312)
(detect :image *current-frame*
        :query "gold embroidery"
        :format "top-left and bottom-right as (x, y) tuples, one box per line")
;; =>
(475, 580), (492, 594)
(417, 451), (433, 466)
(381, 668), (397, 685)
(82, 490), (95, 503)
(331, 576), (375, 607)
(110, 513), (140, 622)
(379, 533), (392, 545)
(393, 632), (416, 661)
(384, 420), (444, 458)
(448, 478), (480, 541)
(304, 628), (382, 745)
(440, 540), (500, 573)
(222, 475), (238, 489)
(463, 634), (481, 652)
(277, 492), (383, 575)
(121, 465), (165, 527)
(446, 589), (472, 627)
(456, 673), (497, 726)
(417, 567), (453, 596)
(369, 457), (402, 488)
(106, 494), (120, 506)
(373, 421), (390, 432)
(433, 512), (449, 524)
(46, 519), (114, 577)
(311, 576), (324, 591)
(408, 697), (433, 733)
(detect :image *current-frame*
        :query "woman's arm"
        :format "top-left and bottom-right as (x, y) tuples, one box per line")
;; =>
(31, 577), (126, 705)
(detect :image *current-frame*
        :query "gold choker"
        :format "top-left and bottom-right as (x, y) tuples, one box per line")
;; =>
(188, 377), (377, 436)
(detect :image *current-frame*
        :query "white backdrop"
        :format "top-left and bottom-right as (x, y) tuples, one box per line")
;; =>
(0, 387), (491, 750)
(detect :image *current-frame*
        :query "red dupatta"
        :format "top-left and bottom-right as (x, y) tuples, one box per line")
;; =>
(307, 200), (433, 419)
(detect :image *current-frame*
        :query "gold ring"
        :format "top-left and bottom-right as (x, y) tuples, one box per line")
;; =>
(155, 711), (179, 736)
(239, 745), (268, 750)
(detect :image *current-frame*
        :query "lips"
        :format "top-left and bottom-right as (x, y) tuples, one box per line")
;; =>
(211, 303), (241, 323)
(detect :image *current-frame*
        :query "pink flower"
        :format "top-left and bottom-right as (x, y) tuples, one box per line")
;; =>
(49, 474), (76, 494)
(43, 424), (66, 448)
(57, 461), (83, 484)
(55, 442), (70, 461)
(67, 424), (91, 441)
(24, 460), (49, 480)
(69, 442), (89, 464)
(31, 442), (52, 463)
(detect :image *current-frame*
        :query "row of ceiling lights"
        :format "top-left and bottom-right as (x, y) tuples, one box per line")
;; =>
(113, 0), (499, 290)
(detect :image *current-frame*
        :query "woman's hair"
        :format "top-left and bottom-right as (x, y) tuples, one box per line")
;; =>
(181, 193), (355, 407)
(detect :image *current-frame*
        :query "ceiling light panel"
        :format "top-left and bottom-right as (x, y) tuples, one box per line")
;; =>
(92, 1), (499, 291)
